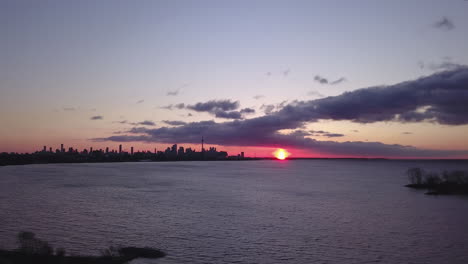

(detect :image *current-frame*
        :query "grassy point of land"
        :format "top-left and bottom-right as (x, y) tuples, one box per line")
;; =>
(405, 168), (468, 195)
(0, 232), (165, 264)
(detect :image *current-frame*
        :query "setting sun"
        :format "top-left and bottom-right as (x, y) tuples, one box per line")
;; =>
(273, 148), (290, 160)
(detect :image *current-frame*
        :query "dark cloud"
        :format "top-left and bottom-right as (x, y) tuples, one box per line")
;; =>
(137, 120), (156, 126)
(402, 132), (413, 135)
(94, 68), (468, 157)
(136, 99), (144, 104)
(161, 100), (250, 120)
(314, 75), (346, 85)
(309, 130), (345, 138)
(240, 108), (255, 114)
(351, 130), (359, 133)
(214, 110), (242, 119)
(302, 67), (468, 125)
(167, 90), (179, 96)
(187, 100), (239, 112)
(163, 120), (187, 126)
(90, 115), (103, 120)
(260, 101), (289, 115)
(253, 95), (265, 100)
(314, 75), (328, 84)
(283, 69), (290, 76)
(186, 100), (250, 119)
(433, 17), (455, 31)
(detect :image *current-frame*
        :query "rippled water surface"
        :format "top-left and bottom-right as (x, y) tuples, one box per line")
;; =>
(1, 160), (468, 264)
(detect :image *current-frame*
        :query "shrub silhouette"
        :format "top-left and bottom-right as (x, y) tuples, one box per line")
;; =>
(17, 232), (53, 256)
(99, 246), (120, 257)
(55, 247), (66, 257)
(405, 168), (468, 195)
(0, 232), (165, 263)
(407, 167), (424, 185)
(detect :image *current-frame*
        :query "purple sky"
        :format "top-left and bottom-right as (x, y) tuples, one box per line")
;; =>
(1, 0), (468, 158)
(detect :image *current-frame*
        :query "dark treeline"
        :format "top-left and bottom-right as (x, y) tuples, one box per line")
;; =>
(0, 231), (165, 264)
(405, 167), (468, 195)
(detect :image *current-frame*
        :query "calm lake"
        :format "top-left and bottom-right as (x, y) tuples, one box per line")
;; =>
(1, 160), (468, 264)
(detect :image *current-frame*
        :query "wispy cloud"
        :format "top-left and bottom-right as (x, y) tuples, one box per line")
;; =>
(253, 95), (265, 100)
(136, 99), (145, 104)
(114, 120), (129, 124)
(163, 120), (187, 126)
(90, 115), (103, 120)
(167, 90), (180, 96)
(137, 120), (156, 126)
(160, 103), (185, 110)
(307, 90), (325, 98)
(418, 57), (463, 72)
(309, 130), (345, 138)
(330, 77), (346, 85)
(63, 107), (76, 111)
(314, 75), (346, 85)
(240, 108), (255, 114)
(113, 120), (155, 126)
(433, 17), (455, 31)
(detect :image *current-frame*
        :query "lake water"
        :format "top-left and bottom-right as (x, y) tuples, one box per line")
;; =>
(1, 160), (468, 264)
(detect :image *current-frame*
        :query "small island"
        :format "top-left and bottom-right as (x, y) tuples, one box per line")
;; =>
(0, 232), (165, 264)
(405, 167), (468, 195)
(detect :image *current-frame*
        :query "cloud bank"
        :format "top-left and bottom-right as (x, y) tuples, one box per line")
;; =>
(95, 67), (468, 157)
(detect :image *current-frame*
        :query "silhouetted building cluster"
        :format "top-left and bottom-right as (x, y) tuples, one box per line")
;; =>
(0, 140), (250, 166)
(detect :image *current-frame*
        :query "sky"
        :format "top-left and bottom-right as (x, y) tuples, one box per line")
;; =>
(1, 0), (468, 158)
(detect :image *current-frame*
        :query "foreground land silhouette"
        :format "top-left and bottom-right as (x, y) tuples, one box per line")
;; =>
(0, 232), (165, 264)
(405, 168), (468, 195)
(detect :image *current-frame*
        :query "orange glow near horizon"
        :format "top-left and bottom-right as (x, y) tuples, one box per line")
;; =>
(273, 148), (290, 160)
